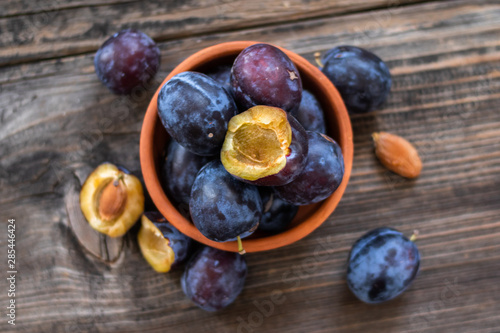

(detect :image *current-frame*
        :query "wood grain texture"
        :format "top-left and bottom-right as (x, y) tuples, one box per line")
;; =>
(1, 0), (500, 332)
(0, 0), (427, 66)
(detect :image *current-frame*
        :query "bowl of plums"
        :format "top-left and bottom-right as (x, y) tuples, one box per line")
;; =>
(140, 41), (353, 254)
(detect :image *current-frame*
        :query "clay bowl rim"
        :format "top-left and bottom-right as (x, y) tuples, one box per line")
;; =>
(140, 41), (353, 253)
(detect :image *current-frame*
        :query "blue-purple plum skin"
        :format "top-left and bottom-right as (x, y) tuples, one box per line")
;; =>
(231, 43), (302, 112)
(181, 247), (247, 311)
(157, 71), (237, 156)
(190, 160), (262, 242)
(291, 90), (326, 133)
(321, 45), (391, 114)
(94, 29), (160, 95)
(273, 131), (344, 205)
(160, 140), (213, 217)
(258, 187), (298, 233)
(347, 227), (420, 304)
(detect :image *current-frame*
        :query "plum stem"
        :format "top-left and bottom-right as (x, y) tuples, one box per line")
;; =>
(409, 230), (419, 242)
(114, 173), (125, 187)
(314, 52), (324, 68)
(237, 236), (246, 255)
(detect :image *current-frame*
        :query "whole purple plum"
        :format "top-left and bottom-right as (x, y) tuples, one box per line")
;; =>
(231, 43), (302, 112)
(181, 247), (247, 311)
(94, 29), (160, 95)
(347, 227), (420, 303)
(205, 64), (234, 97)
(160, 140), (213, 216)
(273, 131), (344, 205)
(291, 90), (326, 133)
(157, 71), (237, 156)
(190, 160), (262, 242)
(258, 187), (298, 233)
(321, 45), (391, 114)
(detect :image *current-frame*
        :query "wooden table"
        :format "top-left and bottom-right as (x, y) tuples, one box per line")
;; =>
(1, 1), (499, 332)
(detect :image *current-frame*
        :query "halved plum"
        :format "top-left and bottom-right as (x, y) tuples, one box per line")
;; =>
(138, 212), (193, 273)
(80, 163), (144, 237)
(221, 105), (308, 186)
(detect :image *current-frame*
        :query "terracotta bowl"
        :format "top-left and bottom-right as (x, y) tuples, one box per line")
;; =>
(140, 41), (353, 253)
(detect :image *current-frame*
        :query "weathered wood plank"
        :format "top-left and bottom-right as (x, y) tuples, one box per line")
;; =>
(1, 0), (139, 17)
(0, 0), (427, 66)
(1, 0), (500, 332)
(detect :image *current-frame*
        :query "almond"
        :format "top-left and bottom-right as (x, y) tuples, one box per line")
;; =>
(372, 132), (422, 178)
(98, 177), (127, 221)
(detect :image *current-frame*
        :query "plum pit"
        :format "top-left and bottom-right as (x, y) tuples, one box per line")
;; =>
(80, 163), (144, 237)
